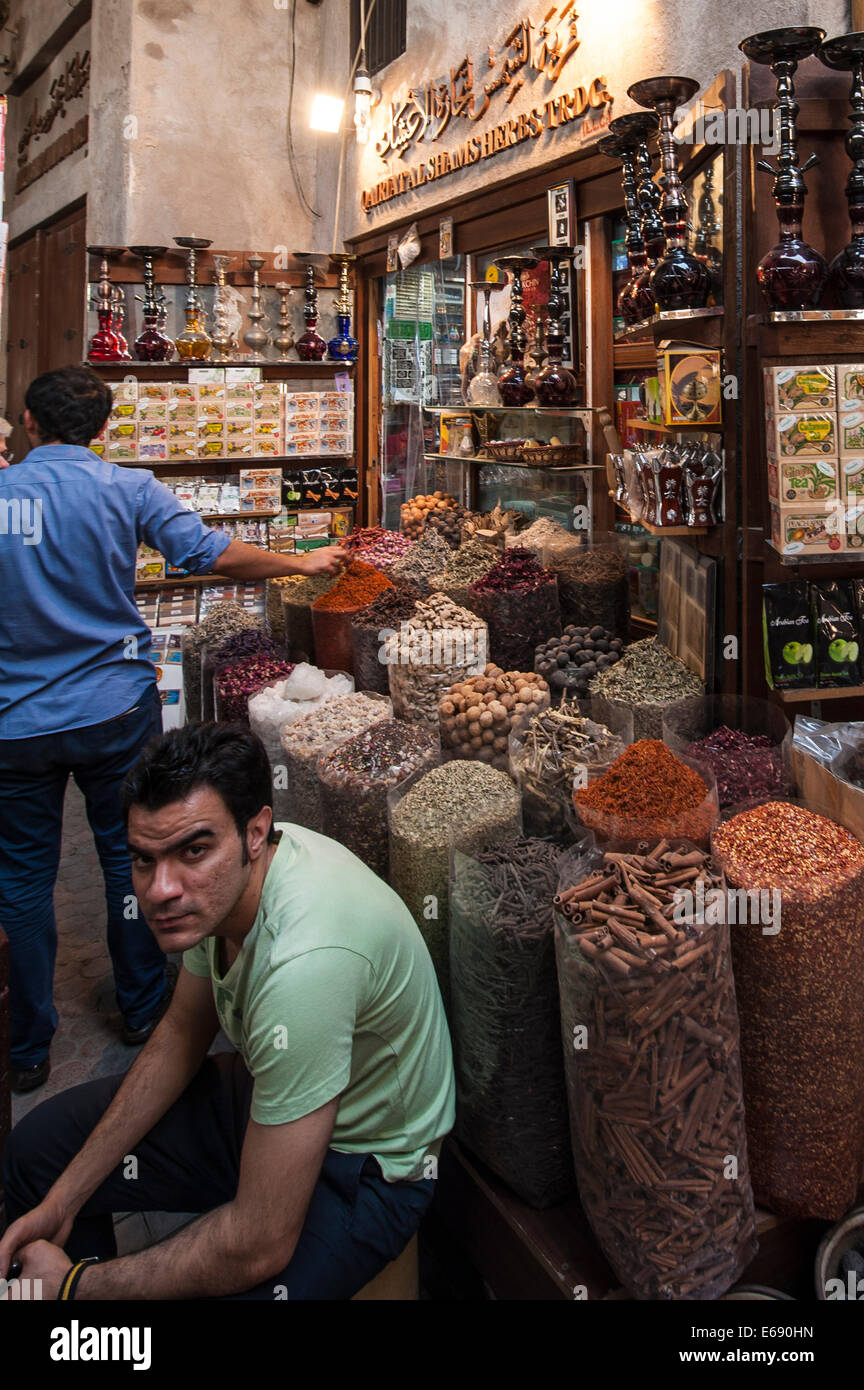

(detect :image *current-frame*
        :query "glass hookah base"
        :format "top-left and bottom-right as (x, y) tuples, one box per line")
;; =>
(498, 372), (535, 407)
(296, 331), (327, 361)
(757, 240), (828, 310)
(535, 367), (578, 407)
(829, 245), (864, 308)
(134, 329), (174, 361)
(467, 373), (502, 406)
(651, 251), (711, 311)
(175, 336), (213, 360)
(327, 337), (358, 362)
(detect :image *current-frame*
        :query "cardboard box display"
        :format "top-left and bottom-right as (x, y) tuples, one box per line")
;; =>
(835, 363), (864, 407)
(197, 438), (226, 459)
(766, 364), (836, 412)
(168, 399), (197, 423)
(197, 419), (225, 438)
(252, 383), (282, 403)
(111, 381), (137, 405)
(319, 412), (353, 433)
(285, 413), (320, 434)
(225, 401), (255, 422)
(225, 382), (255, 400)
(319, 392), (353, 410)
(139, 424), (168, 460)
(137, 382), (170, 404)
(137, 399), (169, 423)
(250, 435), (281, 455)
(283, 435), (321, 455)
(136, 545), (165, 581)
(319, 434), (352, 455)
(240, 490), (280, 512)
(107, 421), (137, 442)
(197, 401), (226, 422)
(240, 467), (282, 490)
(841, 456), (864, 501)
(767, 454), (839, 504)
(250, 419), (281, 437)
(169, 384), (198, 402)
(108, 440), (138, 463)
(89, 442), (106, 457)
(284, 393), (321, 413)
(224, 436), (253, 457)
(838, 405), (864, 454)
(774, 412), (837, 457)
(329, 507), (353, 537)
(168, 440), (198, 460)
(770, 502), (845, 555)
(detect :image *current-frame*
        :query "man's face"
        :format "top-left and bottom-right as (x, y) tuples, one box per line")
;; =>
(127, 786), (253, 952)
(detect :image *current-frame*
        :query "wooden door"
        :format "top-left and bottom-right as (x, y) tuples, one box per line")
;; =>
(6, 231), (41, 459)
(39, 204), (86, 374)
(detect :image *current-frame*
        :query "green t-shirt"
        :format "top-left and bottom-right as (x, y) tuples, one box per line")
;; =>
(183, 824), (455, 1181)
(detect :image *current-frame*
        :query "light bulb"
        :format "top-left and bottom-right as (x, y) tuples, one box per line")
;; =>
(354, 67), (373, 145)
(310, 93), (345, 133)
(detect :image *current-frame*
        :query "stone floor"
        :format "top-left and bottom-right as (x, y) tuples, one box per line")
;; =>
(10, 782), (205, 1252)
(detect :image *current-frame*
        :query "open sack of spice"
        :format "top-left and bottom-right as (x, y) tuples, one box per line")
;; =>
(248, 664), (355, 766)
(388, 760), (522, 1012)
(553, 838), (758, 1300)
(390, 526), (451, 595)
(712, 800), (864, 1221)
(449, 837), (579, 1209)
(350, 582), (423, 696)
(510, 701), (632, 841)
(181, 602), (261, 719)
(589, 635), (704, 740)
(573, 739), (720, 848)
(311, 560), (393, 677)
(661, 695), (793, 811)
(386, 592), (488, 733)
(206, 631), (295, 724)
(276, 692), (392, 833)
(468, 547), (561, 672)
(278, 573), (339, 663)
(316, 720), (439, 881)
(438, 663), (549, 771)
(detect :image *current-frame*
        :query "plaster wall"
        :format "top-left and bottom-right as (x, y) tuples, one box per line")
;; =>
(88, 0), (350, 254)
(344, 0), (852, 239)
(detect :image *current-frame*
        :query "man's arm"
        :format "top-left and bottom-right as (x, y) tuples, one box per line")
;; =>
(210, 538), (347, 580)
(0, 966), (219, 1274)
(74, 1097), (340, 1299)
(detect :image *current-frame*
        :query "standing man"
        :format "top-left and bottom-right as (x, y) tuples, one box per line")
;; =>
(0, 366), (346, 1093)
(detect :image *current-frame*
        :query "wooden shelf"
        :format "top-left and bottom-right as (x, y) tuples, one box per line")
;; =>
(614, 306), (724, 349)
(85, 360), (354, 375)
(629, 418), (722, 437)
(135, 573), (220, 589)
(123, 454), (353, 469)
(613, 343), (655, 370)
(618, 505), (709, 537)
(424, 452), (602, 472)
(775, 683), (864, 704)
(747, 314), (864, 358)
(199, 511), (279, 522)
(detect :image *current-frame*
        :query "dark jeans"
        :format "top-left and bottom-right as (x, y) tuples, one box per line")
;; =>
(1, 1053), (436, 1300)
(0, 688), (166, 1066)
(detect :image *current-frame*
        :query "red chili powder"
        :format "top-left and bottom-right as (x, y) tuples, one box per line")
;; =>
(311, 560), (393, 612)
(575, 739), (708, 816)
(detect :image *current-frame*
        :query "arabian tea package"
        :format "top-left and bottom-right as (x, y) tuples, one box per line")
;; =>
(762, 582), (815, 689)
(812, 580), (862, 687)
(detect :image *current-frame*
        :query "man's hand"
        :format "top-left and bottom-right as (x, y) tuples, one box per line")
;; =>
(299, 545), (349, 577)
(0, 1241), (71, 1300)
(0, 1193), (74, 1282)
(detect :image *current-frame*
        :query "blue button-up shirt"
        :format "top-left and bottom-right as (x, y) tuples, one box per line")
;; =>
(0, 445), (231, 740)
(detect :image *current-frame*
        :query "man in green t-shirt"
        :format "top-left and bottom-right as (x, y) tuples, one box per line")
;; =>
(0, 724), (454, 1300)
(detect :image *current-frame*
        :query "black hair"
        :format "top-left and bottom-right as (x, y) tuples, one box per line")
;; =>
(25, 366), (113, 446)
(121, 723), (277, 857)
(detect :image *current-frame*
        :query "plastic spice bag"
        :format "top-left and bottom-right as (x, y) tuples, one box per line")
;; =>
(387, 761), (522, 1010)
(277, 692), (391, 833)
(181, 605), (259, 720)
(554, 537), (630, 638)
(317, 720), (439, 879)
(573, 740), (720, 849)
(554, 838), (757, 1299)
(350, 584), (423, 695)
(712, 799), (864, 1220)
(200, 631), (282, 722)
(386, 607), (488, 733)
(449, 838), (576, 1208)
(509, 700), (632, 841)
(248, 665), (354, 783)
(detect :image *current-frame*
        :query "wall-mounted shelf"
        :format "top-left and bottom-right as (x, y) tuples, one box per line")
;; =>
(775, 683), (864, 704)
(629, 419), (722, 438)
(122, 454), (353, 469)
(85, 360), (354, 375)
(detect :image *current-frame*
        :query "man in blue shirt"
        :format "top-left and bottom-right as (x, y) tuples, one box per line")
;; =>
(0, 367), (347, 1093)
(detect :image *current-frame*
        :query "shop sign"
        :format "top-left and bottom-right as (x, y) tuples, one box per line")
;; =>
(17, 51), (90, 168)
(362, 3), (611, 212)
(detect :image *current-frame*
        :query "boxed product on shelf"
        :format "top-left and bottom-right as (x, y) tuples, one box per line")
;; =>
(845, 500), (864, 550)
(320, 412), (353, 433)
(835, 363), (864, 408)
(767, 455), (840, 504)
(137, 398), (169, 423)
(139, 423), (168, 460)
(285, 413), (320, 434)
(251, 436), (282, 456)
(838, 405), (864, 454)
(764, 364), (836, 412)
(770, 502), (845, 555)
(841, 456), (864, 501)
(224, 436), (254, 457)
(329, 507), (353, 537)
(170, 383), (197, 402)
(110, 399), (136, 421)
(253, 382), (282, 403)
(240, 467), (282, 490)
(197, 438), (225, 460)
(158, 592), (198, 627)
(251, 420), (281, 438)
(108, 440), (138, 463)
(168, 398), (197, 423)
(294, 510), (331, 532)
(135, 593), (160, 625)
(774, 412), (837, 457)
(319, 391), (353, 411)
(319, 433), (352, 455)
(284, 435), (321, 456)
(658, 342), (722, 426)
(197, 382), (224, 401)
(89, 442), (105, 457)
(240, 490), (280, 513)
(225, 381), (254, 400)
(284, 392), (321, 413)
(197, 420), (224, 440)
(107, 421), (137, 443)
(197, 400), (226, 423)
(110, 381), (137, 406)
(225, 399), (255, 422)
(137, 382), (170, 404)
(136, 545), (165, 581)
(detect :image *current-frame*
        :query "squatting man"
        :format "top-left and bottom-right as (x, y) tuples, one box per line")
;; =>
(0, 723), (455, 1299)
